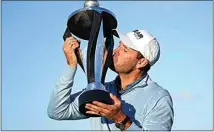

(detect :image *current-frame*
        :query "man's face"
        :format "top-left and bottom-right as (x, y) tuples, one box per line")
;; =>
(113, 41), (140, 73)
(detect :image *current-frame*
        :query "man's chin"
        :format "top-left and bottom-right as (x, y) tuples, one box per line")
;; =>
(112, 64), (120, 73)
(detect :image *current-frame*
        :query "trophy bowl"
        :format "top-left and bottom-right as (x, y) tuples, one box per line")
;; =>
(67, 7), (117, 40)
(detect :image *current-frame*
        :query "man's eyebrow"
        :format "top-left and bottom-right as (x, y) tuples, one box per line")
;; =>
(122, 44), (129, 49)
(119, 41), (130, 49)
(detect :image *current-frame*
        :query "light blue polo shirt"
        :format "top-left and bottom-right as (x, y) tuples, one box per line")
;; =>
(47, 66), (174, 131)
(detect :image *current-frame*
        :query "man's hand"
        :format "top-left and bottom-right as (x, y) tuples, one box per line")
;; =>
(63, 36), (81, 68)
(85, 93), (126, 123)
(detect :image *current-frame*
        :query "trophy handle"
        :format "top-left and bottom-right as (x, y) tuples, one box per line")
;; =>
(101, 33), (114, 83)
(63, 27), (85, 72)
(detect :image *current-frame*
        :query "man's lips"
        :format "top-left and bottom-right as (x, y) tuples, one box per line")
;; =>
(113, 54), (118, 62)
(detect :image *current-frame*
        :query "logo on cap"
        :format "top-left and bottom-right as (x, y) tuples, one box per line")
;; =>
(133, 30), (143, 40)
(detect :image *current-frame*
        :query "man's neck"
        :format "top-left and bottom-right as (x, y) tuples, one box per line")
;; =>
(118, 72), (144, 91)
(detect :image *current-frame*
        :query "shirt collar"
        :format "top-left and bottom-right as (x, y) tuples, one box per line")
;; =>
(114, 74), (150, 95)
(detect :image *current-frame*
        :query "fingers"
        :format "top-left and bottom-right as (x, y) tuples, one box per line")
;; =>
(65, 36), (80, 43)
(86, 111), (100, 116)
(85, 103), (99, 112)
(63, 36), (80, 51)
(63, 36), (81, 67)
(92, 101), (110, 109)
(85, 103), (109, 115)
(85, 104), (101, 115)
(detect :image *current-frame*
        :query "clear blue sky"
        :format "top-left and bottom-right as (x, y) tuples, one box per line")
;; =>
(2, 1), (213, 130)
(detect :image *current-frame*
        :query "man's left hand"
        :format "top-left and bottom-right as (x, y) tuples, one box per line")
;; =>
(85, 93), (126, 123)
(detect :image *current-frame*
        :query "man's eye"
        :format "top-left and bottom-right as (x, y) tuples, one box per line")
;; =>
(124, 49), (128, 52)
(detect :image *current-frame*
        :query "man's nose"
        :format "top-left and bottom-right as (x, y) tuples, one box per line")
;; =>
(113, 47), (119, 55)
(113, 49), (116, 55)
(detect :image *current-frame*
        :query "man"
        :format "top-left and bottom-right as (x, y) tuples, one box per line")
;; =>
(47, 29), (174, 131)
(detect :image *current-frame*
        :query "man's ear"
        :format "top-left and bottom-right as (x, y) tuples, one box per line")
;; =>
(136, 58), (149, 69)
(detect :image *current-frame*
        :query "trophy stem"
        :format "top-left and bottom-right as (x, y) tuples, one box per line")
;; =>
(86, 11), (102, 83)
(94, 17), (105, 82)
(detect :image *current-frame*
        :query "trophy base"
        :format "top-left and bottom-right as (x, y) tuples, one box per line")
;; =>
(79, 89), (113, 117)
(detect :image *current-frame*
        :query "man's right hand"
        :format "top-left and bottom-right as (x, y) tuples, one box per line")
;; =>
(63, 36), (81, 68)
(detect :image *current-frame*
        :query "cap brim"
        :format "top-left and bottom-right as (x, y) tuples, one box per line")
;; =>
(112, 29), (138, 51)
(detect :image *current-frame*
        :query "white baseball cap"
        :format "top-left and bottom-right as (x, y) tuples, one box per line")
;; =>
(113, 29), (160, 66)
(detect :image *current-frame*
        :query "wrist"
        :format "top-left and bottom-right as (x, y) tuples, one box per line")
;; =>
(115, 112), (132, 131)
(67, 61), (77, 68)
(123, 119), (132, 130)
(68, 64), (77, 68)
(115, 111), (126, 123)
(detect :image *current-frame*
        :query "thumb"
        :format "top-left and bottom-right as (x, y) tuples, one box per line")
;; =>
(110, 93), (120, 104)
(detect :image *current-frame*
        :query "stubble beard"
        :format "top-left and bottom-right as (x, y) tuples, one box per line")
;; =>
(114, 62), (137, 74)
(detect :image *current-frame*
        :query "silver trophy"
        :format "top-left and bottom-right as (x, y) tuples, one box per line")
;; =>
(63, 0), (117, 117)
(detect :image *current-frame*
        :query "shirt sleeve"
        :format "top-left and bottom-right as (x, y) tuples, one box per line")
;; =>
(47, 66), (88, 120)
(142, 95), (174, 131)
